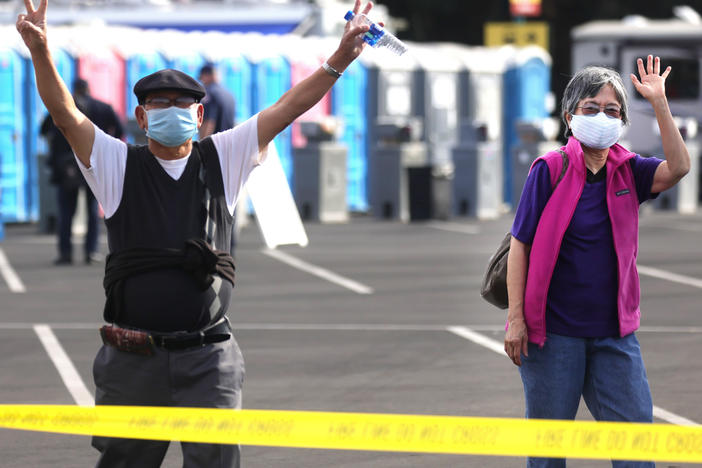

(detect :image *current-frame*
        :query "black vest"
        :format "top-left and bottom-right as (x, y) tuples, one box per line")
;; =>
(104, 138), (234, 332)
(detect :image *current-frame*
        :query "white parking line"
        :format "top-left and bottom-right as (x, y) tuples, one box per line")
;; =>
(638, 264), (702, 289)
(426, 222), (480, 235)
(33, 324), (94, 407)
(446, 325), (504, 354)
(652, 406), (699, 426)
(262, 249), (374, 295)
(446, 325), (699, 427)
(0, 247), (26, 293)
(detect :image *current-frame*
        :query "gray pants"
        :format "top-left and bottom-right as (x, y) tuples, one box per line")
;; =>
(92, 336), (245, 468)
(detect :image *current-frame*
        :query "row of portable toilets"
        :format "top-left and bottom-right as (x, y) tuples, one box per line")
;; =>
(0, 23), (552, 224)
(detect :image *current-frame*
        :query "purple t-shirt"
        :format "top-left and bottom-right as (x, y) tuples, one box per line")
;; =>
(511, 154), (662, 338)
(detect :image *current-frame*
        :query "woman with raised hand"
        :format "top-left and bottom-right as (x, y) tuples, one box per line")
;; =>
(505, 56), (689, 468)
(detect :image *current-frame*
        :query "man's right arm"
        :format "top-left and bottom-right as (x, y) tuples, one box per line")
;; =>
(17, 0), (95, 167)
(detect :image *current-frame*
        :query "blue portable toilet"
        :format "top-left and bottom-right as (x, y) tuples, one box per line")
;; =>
(124, 50), (167, 117)
(502, 46), (551, 206)
(0, 45), (28, 223)
(218, 53), (254, 125)
(202, 32), (255, 127)
(197, 31), (254, 125)
(168, 50), (206, 82)
(119, 39), (168, 143)
(331, 58), (369, 212)
(247, 40), (293, 184)
(160, 31), (207, 141)
(25, 47), (76, 222)
(164, 31), (206, 81)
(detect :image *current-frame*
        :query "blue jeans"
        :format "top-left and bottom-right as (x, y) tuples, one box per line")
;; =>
(519, 333), (654, 468)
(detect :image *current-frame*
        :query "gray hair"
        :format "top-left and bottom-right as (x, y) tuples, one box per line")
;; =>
(561, 66), (629, 137)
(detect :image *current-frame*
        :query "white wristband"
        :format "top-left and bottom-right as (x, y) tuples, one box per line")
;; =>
(321, 62), (342, 79)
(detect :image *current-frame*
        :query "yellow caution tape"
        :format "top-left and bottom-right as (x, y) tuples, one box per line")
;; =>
(1, 405), (702, 462)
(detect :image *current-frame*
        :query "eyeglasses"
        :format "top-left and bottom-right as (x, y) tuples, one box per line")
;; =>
(144, 96), (198, 109)
(577, 104), (622, 119)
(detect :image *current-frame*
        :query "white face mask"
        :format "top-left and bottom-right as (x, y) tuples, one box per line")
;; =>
(569, 112), (623, 150)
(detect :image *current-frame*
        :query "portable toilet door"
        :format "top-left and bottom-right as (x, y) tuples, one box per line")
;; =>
(412, 44), (462, 168)
(125, 50), (168, 118)
(122, 49), (167, 143)
(218, 53), (254, 126)
(332, 58), (369, 212)
(77, 46), (127, 122)
(25, 47), (76, 222)
(502, 46), (551, 206)
(168, 49), (205, 142)
(0, 46), (27, 223)
(168, 50), (206, 83)
(252, 52), (293, 185)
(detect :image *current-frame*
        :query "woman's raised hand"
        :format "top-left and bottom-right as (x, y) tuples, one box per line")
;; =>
(631, 55), (671, 104)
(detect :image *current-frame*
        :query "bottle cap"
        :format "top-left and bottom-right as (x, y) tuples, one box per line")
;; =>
(344, 11), (354, 21)
(369, 24), (383, 35)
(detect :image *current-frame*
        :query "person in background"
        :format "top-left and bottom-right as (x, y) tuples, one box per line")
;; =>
(41, 78), (123, 265)
(17, 0), (374, 466)
(198, 63), (238, 255)
(198, 63), (236, 140)
(505, 58), (690, 468)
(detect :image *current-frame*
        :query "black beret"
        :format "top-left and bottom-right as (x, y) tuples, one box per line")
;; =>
(133, 69), (206, 104)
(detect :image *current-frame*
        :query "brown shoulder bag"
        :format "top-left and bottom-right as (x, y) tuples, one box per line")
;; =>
(479, 150), (569, 309)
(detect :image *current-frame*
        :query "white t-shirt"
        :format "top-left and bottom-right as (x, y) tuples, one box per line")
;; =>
(76, 114), (266, 218)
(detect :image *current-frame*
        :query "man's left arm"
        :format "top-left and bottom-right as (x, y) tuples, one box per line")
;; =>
(257, 0), (372, 150)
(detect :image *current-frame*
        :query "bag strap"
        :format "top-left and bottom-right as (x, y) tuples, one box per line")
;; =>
(553, 149), (569, 191)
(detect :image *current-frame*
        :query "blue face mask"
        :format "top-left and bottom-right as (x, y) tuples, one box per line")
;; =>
(144, 106), (198, 147)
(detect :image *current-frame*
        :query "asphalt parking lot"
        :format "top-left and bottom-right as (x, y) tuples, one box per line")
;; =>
(1, 211), (701, 467)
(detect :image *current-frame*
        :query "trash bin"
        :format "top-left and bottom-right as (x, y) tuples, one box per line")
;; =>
(452, 121), (502, 219)
(370, 117), (429, 221)
(411, 44), (462, 168)
(511, 118), (560, 207)
(293, 120), (348, 223)
(654, 118), (700, 213)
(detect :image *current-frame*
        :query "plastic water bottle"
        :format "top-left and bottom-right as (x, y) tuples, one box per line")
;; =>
(344, 10), (408, 56)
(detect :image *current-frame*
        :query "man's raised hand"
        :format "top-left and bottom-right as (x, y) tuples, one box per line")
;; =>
(16, 0), (49, 52)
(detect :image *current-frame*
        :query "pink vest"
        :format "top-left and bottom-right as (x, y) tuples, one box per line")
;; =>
(523, 136), (641, 346)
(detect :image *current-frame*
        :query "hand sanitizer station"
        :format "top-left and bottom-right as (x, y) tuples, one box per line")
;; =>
(571, 7), (702, 212)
